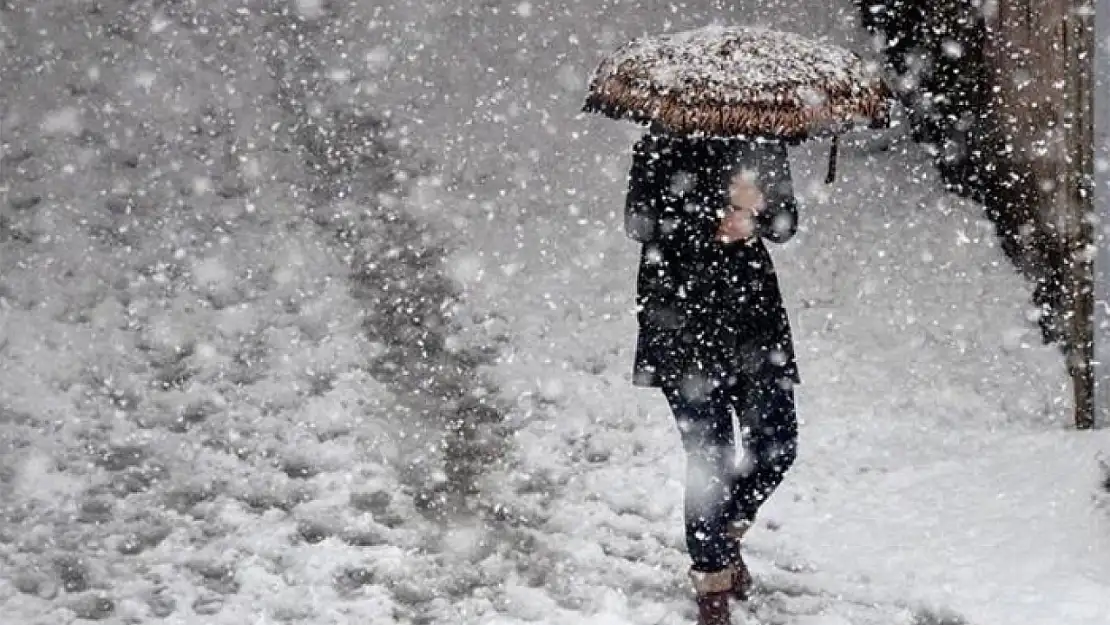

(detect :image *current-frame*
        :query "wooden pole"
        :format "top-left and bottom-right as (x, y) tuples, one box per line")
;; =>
(1068, 0), (1095, 429)
(1097, 0), (1110, 428)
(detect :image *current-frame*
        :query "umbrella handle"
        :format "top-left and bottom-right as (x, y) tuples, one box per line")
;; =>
(825, 135), (838, 184)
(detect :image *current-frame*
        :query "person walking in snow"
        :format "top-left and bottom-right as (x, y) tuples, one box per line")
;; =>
(625, 130), (800, 625)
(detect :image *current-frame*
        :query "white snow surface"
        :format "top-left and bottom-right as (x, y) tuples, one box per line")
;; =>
(2, 1), (1109, 625)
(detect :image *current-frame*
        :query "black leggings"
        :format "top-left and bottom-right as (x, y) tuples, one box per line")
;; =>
(663, 375), (797, 572)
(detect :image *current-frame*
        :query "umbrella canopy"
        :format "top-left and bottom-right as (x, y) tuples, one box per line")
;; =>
(583, 25), (892, 141)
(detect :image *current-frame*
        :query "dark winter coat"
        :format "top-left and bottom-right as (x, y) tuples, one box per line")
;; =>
(625, 133), (800, 390)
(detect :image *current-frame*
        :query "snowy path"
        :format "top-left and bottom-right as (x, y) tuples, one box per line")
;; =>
(2, 1), (1109, 625)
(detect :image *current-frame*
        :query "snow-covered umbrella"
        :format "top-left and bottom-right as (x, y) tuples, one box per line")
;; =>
(583, 25), (893, 180)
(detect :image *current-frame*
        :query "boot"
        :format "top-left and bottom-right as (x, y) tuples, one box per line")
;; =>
(729, 548), (753, 601)
(727, 520), (753, 601)
(690, 568), (732, 625)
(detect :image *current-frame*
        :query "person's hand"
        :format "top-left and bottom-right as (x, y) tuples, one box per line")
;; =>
(729, 170), (765, 213)
(716, 206), (757, 243)
(716, 171), (764, 243)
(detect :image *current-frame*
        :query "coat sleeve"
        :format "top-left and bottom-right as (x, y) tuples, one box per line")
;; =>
(624, 137), (662, 243)
(625, 137), (721, 249)
(755, 143), (799, 244)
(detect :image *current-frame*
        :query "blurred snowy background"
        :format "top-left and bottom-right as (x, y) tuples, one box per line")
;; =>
(1, 1), (1108, 625)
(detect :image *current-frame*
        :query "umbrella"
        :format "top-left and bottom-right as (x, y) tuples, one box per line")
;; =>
(582, 25), (894, 180)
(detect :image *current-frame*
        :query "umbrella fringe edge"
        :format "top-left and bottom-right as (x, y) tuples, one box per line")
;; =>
(583, 73), (893, 141)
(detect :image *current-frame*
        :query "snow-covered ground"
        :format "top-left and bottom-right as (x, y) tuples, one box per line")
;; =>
(2, 1), (1109, 625)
